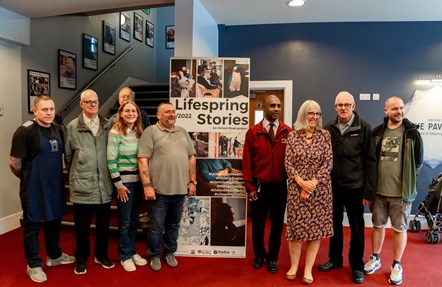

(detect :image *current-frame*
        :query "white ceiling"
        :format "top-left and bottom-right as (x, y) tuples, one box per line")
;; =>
(1, 0), (442, 25)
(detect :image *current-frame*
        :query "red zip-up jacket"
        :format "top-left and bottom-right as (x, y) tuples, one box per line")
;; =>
(242, 120), (292, 192)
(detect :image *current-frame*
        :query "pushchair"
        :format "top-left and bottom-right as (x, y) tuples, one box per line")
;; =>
(409, 171), (442, 244)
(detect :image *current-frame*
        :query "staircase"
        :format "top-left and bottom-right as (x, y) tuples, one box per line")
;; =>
(108, 83), (170, 125)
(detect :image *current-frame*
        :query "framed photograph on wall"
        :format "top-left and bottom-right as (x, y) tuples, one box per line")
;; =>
(58, 49), (76, 90)
(83, 33), (98, 70)
(120, 12), (131, 42)
(28, 69), (50, 113)
(166, 25), (175, 49)
(103, 21), (116, 55)
(145, 20), (154, 48)
(133, 12), (143, 42)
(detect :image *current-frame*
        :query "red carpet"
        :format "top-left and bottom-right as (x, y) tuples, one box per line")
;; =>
(0, 219), (441, 287)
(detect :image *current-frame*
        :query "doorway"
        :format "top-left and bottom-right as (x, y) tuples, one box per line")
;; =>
(250, 81), (293, 127)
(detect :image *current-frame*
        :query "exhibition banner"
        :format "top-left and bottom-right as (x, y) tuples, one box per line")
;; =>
(171, 57), (249, 257)
(405, 86), (442, 169)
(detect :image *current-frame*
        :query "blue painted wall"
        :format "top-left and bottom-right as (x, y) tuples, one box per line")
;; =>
(219, 21), (442, 212)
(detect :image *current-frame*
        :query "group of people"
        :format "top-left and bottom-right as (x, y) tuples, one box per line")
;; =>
(242, 92), (422, 285)
(9, 87), (422, 285)
(9, 87), (196, 283)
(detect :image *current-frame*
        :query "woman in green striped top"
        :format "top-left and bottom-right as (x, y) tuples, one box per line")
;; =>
(107, 101), (147, 272)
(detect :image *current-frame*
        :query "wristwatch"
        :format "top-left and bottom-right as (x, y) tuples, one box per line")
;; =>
(189, 180), (197, 186)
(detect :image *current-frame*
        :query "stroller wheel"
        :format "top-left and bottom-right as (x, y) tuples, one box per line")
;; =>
(426, 231), (440, 244)
(408, 220), (421, 232)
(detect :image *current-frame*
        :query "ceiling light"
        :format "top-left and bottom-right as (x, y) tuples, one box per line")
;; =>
(288, 0), (306, 7)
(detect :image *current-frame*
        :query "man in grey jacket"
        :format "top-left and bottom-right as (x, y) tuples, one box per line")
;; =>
(65, 89), (114, 275)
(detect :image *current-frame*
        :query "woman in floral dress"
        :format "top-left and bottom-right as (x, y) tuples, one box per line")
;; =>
(284, 100), (333, 284)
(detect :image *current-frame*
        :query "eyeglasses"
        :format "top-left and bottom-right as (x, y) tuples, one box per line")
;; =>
(82, 100), (99, 105)
(335, 103), (353, 109)
(307, 112), (322, 117)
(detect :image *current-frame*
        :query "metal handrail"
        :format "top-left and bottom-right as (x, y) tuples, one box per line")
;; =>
(57, 42), (137, 117)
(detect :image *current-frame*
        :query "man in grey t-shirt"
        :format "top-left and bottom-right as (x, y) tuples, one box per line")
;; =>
(364, 96), (423, 286)
(138, 102), (196, 272)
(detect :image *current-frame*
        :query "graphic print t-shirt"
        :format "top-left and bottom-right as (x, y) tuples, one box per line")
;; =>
(377, 125), (404, 197)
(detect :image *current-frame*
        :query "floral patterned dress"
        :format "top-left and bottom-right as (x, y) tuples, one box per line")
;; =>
(284, 129), (333, 241)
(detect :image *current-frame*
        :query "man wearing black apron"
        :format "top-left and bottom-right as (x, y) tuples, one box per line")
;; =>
(9, 95), (75, 283)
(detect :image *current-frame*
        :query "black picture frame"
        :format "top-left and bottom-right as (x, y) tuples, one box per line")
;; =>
(145, 20), (154, 48)
(58, 49), (77, 90)
(120, 12), (131, 42)
(82, 33), (98, 70)
(133, 12), (143, 42)
(103, 21), (116, 55)
(28, 69), (50, 113)
(166, 25), (175, 49)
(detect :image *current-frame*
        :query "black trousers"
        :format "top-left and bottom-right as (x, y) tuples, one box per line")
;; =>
(73, 202), (111, 264)
(328, 186), (365, 271)
(250, 182), (287, 261)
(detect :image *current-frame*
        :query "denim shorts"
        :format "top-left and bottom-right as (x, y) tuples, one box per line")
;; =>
(372, 195), (411, 232)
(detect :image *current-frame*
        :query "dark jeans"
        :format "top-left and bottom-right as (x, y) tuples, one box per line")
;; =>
(147, 193), (185, 258)
(73, 202), (111, 264)
(329, 186), (365, 271)
(117, 182), (142, 261)
(23, 216), (62, 268)
(250, 182), (287, 261)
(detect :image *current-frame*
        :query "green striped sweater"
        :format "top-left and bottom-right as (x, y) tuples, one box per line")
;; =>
(107, 128), (140, 188)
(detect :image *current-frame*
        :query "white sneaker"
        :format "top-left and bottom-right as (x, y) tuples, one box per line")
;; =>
(389, 264), (403, 285)
(26, 265), (47, 283)
(132, 254), (147, 266)
(364, 255), (381, 274)
(121, 259), (136, 272)
(150, 257), (161, 272)
(164, 254), (178, 268)
(46, 252), (75, 266)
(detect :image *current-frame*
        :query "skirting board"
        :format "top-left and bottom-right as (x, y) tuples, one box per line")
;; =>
(0, 212), (430, 235)
(0, 211), (22, 235)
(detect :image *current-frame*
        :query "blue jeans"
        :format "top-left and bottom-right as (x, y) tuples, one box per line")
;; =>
(117, 182), (143, 261)
(147, 193), (185, 258)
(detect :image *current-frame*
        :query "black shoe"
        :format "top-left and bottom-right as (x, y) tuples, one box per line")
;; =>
(94, 257), (115, 269)
(317, 261), (343, 272)
(267, 260), (278, 273)
(74, 263), (87, 275)
(352, 270), (364, 284)
(252, 257), (264, 269)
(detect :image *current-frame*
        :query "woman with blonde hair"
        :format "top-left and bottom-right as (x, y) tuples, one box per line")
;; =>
(107, 101), (147, 272)
(284, 100), (333, 284)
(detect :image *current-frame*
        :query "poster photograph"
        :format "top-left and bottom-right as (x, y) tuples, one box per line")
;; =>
(145, 20), (154, 48)
(120, 12), (131, 42)
(82, 33), (98, 70)
(166, 25), (175, 49)
(223, 59), (250, 99)
(58, 49), (76, 90)
(103, 21), (116, 55)
(28, 69), (50, 113)
(133, 12), (143, 42)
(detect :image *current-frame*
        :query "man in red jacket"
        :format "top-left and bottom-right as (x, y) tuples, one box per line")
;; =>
(242, 95), (292, 273)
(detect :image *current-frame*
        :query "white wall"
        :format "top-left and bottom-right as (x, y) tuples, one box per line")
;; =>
(174, 0), (218, 58)
(0, 40), (24, 234)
